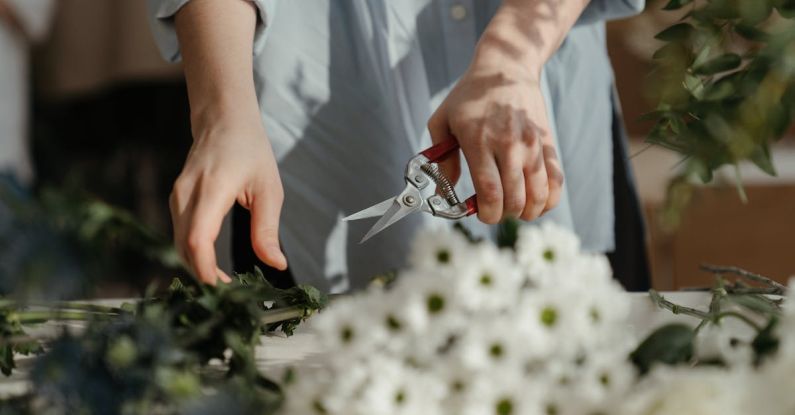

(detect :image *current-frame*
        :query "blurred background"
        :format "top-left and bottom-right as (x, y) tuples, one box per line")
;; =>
(0, 0), (793, 298)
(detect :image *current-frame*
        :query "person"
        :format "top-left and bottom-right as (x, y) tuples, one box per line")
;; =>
(0, 0), (54, 186)
(149, 0), (651, 293)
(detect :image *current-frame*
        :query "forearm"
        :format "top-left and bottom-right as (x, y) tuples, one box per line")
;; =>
(474, 0), (591, 79)
(174, 0), (262, 136)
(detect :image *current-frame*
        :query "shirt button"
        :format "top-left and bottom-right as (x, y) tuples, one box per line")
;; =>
(450, 4), (468, 21)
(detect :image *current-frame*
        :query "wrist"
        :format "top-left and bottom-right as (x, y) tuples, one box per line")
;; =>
(472, 1), (557, 80)
(471, 33), (544, 83)
(188, 90), (263, 139)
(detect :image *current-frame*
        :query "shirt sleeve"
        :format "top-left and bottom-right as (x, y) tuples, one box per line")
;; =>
(147, 0), (278, 63)
(577, 0), (645, 26)
(5, 0), (55, 42)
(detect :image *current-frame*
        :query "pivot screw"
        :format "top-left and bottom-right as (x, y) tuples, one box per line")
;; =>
(403, 195), (417, 206)
(415, 175), (424, 183)
(432, 198), (441, 206)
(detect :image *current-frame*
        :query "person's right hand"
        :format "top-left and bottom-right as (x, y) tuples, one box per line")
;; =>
(170, 114), (287, 285)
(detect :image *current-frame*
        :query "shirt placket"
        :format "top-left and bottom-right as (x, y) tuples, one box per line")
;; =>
(438, 0), (477, 80)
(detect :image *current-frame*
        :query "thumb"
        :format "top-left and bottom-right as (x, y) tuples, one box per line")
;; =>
(427, 113), (461, 186)
(249, 187), (288, 271)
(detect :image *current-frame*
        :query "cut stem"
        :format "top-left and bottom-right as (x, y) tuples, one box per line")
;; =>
(700, 264), (787, 294)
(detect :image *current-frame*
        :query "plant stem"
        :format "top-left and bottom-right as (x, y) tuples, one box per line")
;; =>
(260, 306), (309, 326)
(15, 310), (107, 324)
(727, 287), (783, 295)
(649, 290), (711, 319)
(715, 311), (763, 331)
(700, 264), (787, 294)
(0, 300), (123, 315)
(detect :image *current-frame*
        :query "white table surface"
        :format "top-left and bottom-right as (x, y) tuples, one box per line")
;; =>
(0, 292), (719, 398)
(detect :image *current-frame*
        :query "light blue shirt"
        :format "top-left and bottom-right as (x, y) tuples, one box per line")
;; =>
(148, 0), (644, 293)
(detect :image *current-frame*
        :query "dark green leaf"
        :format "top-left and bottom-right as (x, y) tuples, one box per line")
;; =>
(703, 78), (736, 100)
(655, 23), (695, 42)
(752, 317), (779, 364)
(749, 144), (778, 176)
(693, 53), (742, 75)
(497, 218), (520, 248)
(631, 324), (695, 375)
(663, 0), (694, 10)
(734, 24), (769, 42)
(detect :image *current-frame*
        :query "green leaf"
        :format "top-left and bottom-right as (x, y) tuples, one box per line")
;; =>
(703, 78), (736, 100)
(752, 317), (779, 364)
(655, 23), (695, 42)
(663, 0), (694, 10)
(749, 144), (778, 176)
(734, 24), (769, 42)
(727, 293), (780, 315)
(778, 0), (795, 19)
(693, 53), (742, 75)
(631, 324), (695, 375)
(497, 218), (520, 248)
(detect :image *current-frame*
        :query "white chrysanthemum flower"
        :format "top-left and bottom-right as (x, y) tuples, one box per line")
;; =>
(455, 244), (523, 312)
(310, 295), (381, 356)
(519, 290), (590, 358)
(457, 370), (543, 415)
(515, 222), (581, 285)
(352, 357), (445, 415)
(619, 367), (750, 415)
(454, 320), (526, 371)
(575, 351), (637, 410)
(408, 227), (472, 273)
(694, 323), (754, 367)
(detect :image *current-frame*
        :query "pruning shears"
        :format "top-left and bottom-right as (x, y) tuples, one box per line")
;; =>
(343, 137), (478, 243)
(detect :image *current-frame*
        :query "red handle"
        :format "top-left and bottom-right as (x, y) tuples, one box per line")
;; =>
(464, 195), (478, 216)
(420, 137), (460, 163)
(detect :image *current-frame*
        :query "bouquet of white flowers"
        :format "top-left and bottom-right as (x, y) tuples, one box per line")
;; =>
(282, 223), (637, 415)
(281, 222), (795, 415)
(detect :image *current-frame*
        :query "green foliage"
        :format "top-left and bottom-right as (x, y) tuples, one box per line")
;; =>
(0, 182), (181, 299)
(644, 265), (786, 372)
(751, 317), (780, 364)
(631, 324), (695, 374)
(0, 270), (327, 414)
(647, 0), (795, 215)
(0, 309), (44, 376)
(496, 218), (521, 249)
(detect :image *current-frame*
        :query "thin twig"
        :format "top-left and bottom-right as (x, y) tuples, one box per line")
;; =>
(715, 311), (762, 331)
(649, 290), (711, 319)
(727, 287), (783, 296)
(700, 264), (787, 294)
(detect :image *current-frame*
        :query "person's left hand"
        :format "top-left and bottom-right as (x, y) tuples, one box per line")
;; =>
(427, 55), (564, 225)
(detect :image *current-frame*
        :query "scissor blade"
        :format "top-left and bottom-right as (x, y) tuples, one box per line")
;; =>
(342, 198), (395, 222)
(360, 200), (417, 243)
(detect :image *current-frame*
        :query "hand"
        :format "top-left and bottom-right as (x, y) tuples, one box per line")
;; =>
(427, 59), (563, 224)
(170, 114), (287, 285)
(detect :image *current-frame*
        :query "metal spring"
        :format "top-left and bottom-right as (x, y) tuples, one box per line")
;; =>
(421, 163), (459, 205)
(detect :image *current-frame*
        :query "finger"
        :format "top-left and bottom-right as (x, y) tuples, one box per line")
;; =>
(249, 182), (287, 271)
(216, 267), (232, 284)
(461, 142), (503, 224)
(170, 180), (195, 271)
(186, 179), (236, 285)
(520, 141), (549, 221)
(427, 113), (461, 186)
(495, 144), (526, 219)
(542, 143), (564, 212)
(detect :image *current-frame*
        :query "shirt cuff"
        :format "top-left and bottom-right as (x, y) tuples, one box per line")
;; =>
(147, 0), (277, 63)
(576, 0), (645, 26)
